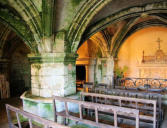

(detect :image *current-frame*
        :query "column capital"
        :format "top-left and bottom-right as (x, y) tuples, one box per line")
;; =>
(28, 53), (78, 63)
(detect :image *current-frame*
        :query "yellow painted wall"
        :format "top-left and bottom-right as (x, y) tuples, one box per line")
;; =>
(117, 26), (167, 78)
(76, 41), (89, 65)
(76, 36), (103, 65)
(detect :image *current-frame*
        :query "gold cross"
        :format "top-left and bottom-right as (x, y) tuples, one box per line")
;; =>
(156, 37), (162, 50)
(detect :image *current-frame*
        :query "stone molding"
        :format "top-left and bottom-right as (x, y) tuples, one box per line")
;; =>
(28, 53), (78, 63)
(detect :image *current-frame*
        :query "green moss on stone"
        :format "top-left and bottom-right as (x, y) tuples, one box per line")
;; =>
(55, 31), (65, 40)
(44, 104), (53, 112)
(0, 8), (35, 51)
(98, 65), (102, 70)
(24, 100), (37, 108)
(71, 0), (84, 7)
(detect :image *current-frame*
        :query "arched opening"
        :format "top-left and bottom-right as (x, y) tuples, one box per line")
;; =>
(0, 22), (31, 99)
(76, 32), (108, 91)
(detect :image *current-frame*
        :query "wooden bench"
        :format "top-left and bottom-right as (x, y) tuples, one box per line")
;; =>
(6, 104), (69, 128)
(83, 82), (94, 92)
(53, 96), (139, 128)
(80, 92), (158, 128)
(107, 89), (163, 121)
(93, 87), (163, 121)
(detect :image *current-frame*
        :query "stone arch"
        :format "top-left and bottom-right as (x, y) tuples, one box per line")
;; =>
(0, 16), (36, 52)
(69, 1), (167, 53)
(89, 32), (110, 58)
(67, 0), (111, 52)
(0, 0), (42, 53)
(113, 17), (167, 58)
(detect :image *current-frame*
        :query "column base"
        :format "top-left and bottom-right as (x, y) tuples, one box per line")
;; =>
(21, 91), (80, 121)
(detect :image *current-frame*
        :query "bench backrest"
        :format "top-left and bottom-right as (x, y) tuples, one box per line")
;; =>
(81, 92), (157, 128)
(53, 96), (139, 128)
(94, 87), (163, 121)
(107, 88), (163, 120)
(83, 82), (94, 92)
(6, 104), (69, 128)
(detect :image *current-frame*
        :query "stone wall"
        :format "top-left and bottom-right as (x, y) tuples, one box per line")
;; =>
(10, 44), (31, 97)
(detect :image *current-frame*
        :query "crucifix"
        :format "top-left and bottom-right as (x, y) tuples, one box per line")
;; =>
(156, 37), (162, 50)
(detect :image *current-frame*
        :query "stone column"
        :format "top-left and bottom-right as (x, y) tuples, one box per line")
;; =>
(95, 57), (114, 87)
(95, 58), (102, 84)
(88, 58), (96, 82)
(28, 53), (77, 97)
(106, 57), (114, 88)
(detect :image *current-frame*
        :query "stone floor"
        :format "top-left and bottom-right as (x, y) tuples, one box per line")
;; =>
(0, 97), (167, 128)
(0, 97), (22, 128)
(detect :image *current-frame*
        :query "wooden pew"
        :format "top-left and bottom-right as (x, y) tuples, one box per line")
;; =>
(107, 89), (163, 121)
(83, 82), (94, 92)
(80, 92), (158, 128)
(6, 104), (69, 128)
(53, 96), (139, 128)
(94, 87), (163, 122)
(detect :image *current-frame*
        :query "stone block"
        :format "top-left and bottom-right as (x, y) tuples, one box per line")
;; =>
(64, 85), (76, 96)
(32, 88), (40, 96)
(22, 95), (54, 121)
(54, 39), (65, 52)
(31, 75), (40, 84)
(23, 100), (38, 115)
(40, 75), (65, 89)
(31, 83), (39, 88)
(39, 63), (65, 76)
(52, 89), (64, 96)
(38, 103), (54, 120)
(40, 88), (52, 97)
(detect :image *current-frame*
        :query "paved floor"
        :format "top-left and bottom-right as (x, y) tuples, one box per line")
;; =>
(0, 97), (22, 128)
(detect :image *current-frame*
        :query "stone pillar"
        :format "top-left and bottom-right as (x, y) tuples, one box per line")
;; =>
(28, 53), (77, 97)
(95, 58), (101, 84)
(95, 57), (114, 87)
(88, 58), (96, 82)
(106, 57), (114, 88)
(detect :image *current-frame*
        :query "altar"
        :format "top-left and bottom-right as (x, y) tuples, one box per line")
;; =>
(137, 38), (167, 79)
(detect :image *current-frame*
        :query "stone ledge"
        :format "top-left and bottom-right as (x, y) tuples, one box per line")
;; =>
(28, 53), (77, 63)
(20, 91), (80, 121)
(20, 91), (53, 103)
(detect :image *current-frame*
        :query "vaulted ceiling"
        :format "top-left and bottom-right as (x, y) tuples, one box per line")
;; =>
(79, 13), (167, 58)
(0, 22), (30, 59)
